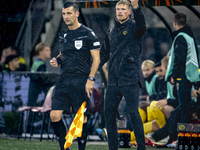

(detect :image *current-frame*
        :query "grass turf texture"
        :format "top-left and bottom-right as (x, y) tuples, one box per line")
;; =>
(0, 138), (175, 150)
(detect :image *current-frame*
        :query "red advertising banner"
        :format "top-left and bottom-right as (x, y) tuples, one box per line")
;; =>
(76, 0), (200, 8)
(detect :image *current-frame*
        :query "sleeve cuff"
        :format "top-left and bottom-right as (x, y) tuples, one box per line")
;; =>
(56, 57), (62, 65)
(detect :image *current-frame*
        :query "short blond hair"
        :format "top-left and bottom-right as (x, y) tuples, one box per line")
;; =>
(142, 60), (155, 68)
(161, 56), (169, 66)
(35, 42), (50, 55)
(116, 0), (131, 10)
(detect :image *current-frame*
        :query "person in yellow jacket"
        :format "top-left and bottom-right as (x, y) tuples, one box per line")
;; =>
(4, 46), (26, 71)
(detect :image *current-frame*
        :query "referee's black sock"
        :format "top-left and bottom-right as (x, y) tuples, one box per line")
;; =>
(52, 119), (69, 150)
(78, 123), (88, 150)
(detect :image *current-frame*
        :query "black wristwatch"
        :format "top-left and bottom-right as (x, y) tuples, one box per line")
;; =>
(88, 76), (96, 81)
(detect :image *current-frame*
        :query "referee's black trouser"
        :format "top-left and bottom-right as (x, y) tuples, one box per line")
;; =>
(152, 77), (193, 143)
(105, 84), (146, 150)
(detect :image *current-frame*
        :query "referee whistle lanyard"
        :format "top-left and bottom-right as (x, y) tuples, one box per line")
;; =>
(64, 102), (86, 149)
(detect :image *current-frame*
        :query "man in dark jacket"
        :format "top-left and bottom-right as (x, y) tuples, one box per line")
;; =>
(149, 62), (167, 101)
(147, 13), (200, 144)
(100, 0), (146, 149)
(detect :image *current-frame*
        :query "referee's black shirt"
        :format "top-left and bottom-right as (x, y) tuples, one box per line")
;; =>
(58, 25), (100, 77)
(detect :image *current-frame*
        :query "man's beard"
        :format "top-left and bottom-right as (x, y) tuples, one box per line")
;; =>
(118, 16), (129, 23)
(158, 76), (164, 80)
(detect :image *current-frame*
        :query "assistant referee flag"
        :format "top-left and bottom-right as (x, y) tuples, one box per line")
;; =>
(64, 102), (86, 149)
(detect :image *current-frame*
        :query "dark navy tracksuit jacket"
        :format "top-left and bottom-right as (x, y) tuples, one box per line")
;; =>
(100, 7), (146, 150)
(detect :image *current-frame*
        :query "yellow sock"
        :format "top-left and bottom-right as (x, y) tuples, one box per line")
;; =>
(150, 101), (166, 128)
(131, 122), (152, 142)
(144, 122), (152, 134)
(131, 131), (135, 142)
(138, 108), (146, 124)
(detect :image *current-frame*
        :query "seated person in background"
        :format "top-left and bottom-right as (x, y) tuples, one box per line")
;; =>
(131, 59), (169, 144)
(156, 56), (179, 120)
(149, 61), (167, 100)
(139, 60), (156, 124)
(139, 60), (168, 125)
(28, 42), (52, 106)
(0, 48), (12, 71)
(5, 46), (26, 71)
(141, 60), (157, 102)
(142, 56), (179, 145)
(146, 57), (199, 146)
(2, 55), (20, 72)
(145, 61), (168, 130)
(31, 43), (51, 72)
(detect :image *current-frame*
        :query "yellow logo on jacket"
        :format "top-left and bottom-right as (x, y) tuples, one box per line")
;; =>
(123, 31), (127, 35)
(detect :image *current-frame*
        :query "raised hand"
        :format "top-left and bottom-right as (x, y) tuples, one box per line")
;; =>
(130, 0), (139, 9)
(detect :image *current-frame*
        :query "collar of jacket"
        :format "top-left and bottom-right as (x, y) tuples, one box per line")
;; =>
(37, 58), (46, 63)
(172, 25), (193, 39)
(114, 18), (132, 30)
(145, 71), (156, 83)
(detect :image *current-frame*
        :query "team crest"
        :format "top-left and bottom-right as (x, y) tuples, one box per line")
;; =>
(75, 40), (83, 50)
(123, 31), (127, 35)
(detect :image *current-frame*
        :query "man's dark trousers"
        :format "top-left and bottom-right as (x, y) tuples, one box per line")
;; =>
(105, 83), (145, 150)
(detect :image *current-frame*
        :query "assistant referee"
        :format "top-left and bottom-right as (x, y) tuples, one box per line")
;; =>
(50, 2), (100, 150)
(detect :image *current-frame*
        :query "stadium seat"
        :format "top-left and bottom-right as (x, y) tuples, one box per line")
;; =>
(17, 86), (54, 141)
(30, 86), (55, 141)
(17, 106), (32, 140)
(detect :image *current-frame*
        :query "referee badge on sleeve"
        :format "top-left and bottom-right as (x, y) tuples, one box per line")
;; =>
(75, 40), (83, 50)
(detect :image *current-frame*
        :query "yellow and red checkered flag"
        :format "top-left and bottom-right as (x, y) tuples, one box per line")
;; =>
(64, 102), (86, 149)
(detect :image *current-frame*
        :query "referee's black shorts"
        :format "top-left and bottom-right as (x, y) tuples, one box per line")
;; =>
(51, 74), (90, 115)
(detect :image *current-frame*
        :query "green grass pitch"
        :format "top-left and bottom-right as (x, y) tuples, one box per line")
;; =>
(0, 138), (175, 150)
